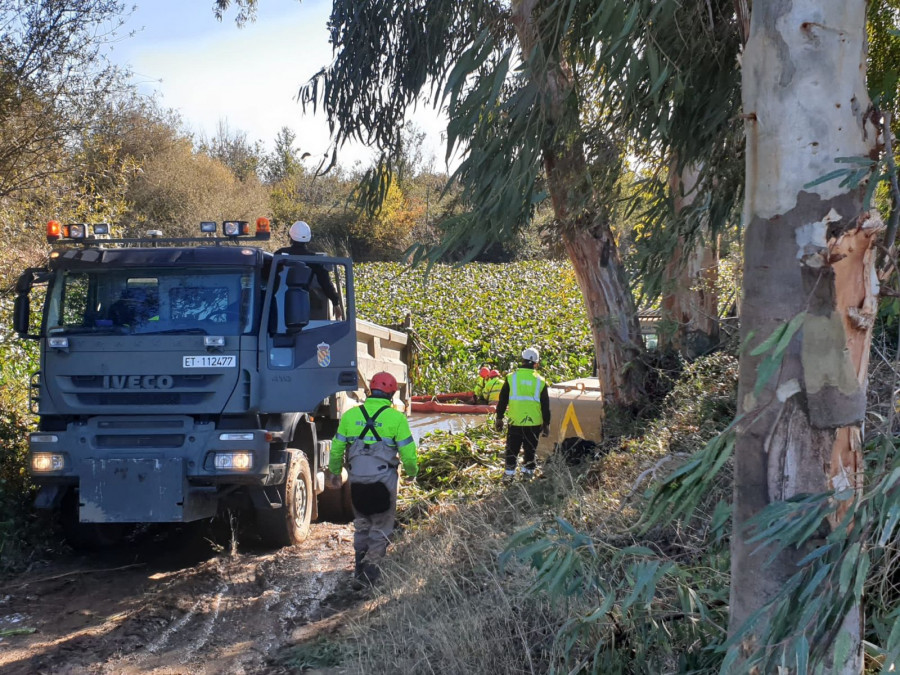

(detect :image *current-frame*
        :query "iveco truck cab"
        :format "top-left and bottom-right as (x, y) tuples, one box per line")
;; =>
(13, 218), (395, 548)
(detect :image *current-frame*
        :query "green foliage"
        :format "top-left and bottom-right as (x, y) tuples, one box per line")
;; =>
(588, 0), (744, 306)
(196, 121), (265, 183)
(124, 137), (270, 237)
(0, 0), (132, 201)
(715, 436), (900, 672)
(400, 422), (504, 515)
(354, 261), (593, 393)
(347, 181), (419, 261)
(0, 251), (44, 572)
(502, 520), (729, 673)
(638, 429), (735, 532)
(748, 311), (806, 396)
(868, 0), (900, 108)
(278, 636), (345, 670)
(263, 127), (305, 184)
(622, 351), (739, 457)
(0, 627), (36, 637)
(496, 349), (738, 672)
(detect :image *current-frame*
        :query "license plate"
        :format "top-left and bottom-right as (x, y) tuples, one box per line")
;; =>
(183, 355), (236, 368)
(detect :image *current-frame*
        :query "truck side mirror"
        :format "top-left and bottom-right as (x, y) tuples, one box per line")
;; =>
(283, 262), (312, 334)
(13, 293), (31, 337)
(284, 288), (310, 333)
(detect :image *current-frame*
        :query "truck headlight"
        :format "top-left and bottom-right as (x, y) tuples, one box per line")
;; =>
(214, 452), (253, 470)
(32, 452), (65, 472)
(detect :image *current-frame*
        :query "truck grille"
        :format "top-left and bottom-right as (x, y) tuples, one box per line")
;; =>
(95, 434), (186, 448)
(63, 374), (221, 407)
(77, 392), (208, 406)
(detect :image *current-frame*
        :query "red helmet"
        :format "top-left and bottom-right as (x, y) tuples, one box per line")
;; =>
(478, 367), (490, 379)
(370, 371), (398, 395)
(489, 369), (500, 378)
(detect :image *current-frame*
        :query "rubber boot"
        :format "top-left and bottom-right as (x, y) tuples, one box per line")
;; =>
(360, 562), (381, 586)
(352, 550), (367, 590)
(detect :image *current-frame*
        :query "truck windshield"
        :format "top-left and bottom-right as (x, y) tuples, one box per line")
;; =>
(44, 267), (256, 336)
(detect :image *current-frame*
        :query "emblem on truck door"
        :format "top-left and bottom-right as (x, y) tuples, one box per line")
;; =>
(317, 342), (331, 367)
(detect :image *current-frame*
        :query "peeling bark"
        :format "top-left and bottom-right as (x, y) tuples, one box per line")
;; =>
(732, 1), (877, 671)
(660, 162), (721, 358)
(510, 0), (644, 405)
(562, 228), (643, 401)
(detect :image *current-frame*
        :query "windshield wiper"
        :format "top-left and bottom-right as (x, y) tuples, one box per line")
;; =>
(135, 328), (209, 336)
(48, 325), (130, 335)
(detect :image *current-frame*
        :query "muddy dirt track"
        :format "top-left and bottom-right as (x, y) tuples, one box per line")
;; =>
(0, 522), (360, 674)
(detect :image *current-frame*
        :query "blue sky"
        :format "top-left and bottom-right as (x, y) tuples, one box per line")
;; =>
(110, 0), (446, 170)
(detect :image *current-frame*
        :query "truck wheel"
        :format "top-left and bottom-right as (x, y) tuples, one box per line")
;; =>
(60, 489), (128, 550)
(256, 450), (313, 547)
(316, 478), (355, 523)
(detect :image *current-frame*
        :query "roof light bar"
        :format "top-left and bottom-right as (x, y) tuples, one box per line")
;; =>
(46, 220), (61, 242)
(223, 220), (249, 237)
(67, 223), (87, 239)
(44, 217), (273, 244)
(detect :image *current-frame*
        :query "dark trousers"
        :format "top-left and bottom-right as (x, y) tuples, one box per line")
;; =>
(505, 425), (541, 471)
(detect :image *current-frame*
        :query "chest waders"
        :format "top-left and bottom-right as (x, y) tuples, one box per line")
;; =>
(345, 405), (399, 482)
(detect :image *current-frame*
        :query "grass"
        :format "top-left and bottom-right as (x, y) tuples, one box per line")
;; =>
(314, 351), (739, 674)
(344, 471), (581, 674)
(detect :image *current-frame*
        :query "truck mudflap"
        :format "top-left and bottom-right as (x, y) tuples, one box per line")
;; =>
(78, 457), (217, 523)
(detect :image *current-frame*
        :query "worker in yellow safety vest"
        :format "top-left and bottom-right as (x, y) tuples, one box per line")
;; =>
(494, 348), (550, 482)
(483, 369), (504, 404)
(327, 371), (418, 587)
(473, 366), (491, 402)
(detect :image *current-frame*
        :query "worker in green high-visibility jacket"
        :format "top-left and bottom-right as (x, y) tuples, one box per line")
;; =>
(483, 369), (504, 404)
(328, 371), (418, 587)
(494, 348), (550, 482)
(473, 366), (491, 402)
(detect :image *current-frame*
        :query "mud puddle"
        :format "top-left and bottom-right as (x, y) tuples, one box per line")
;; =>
(0, 522), (358, 674)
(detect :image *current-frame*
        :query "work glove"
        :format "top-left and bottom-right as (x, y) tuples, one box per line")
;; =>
(541, 424), (550, 438)
(326, 471), (344, 490)
(494, 418), (504, 433)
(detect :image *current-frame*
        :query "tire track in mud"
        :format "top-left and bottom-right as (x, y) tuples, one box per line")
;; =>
(0, 523), (357, 674)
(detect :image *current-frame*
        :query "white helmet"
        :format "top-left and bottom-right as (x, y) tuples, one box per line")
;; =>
(522, 347), (540, 363)
(289, 220), (311, 243)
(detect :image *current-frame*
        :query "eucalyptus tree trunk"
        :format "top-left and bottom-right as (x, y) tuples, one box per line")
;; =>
(731, 2), (879, 671)
(659, 162), (720, 358)
(511, 0), (643, 405)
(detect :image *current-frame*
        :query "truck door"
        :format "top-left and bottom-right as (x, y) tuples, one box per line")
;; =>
(258, 255), (358, 413)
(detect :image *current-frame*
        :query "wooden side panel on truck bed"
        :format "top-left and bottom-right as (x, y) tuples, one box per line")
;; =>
(333, 319), (410, 416)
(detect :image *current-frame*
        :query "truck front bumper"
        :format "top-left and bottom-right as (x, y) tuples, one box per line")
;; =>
(29, 415), (277, 523)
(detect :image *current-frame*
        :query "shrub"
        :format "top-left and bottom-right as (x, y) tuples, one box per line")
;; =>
(0, 242), (47, 572)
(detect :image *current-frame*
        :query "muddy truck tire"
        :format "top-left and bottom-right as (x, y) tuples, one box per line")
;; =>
(256, 449), (313, 547)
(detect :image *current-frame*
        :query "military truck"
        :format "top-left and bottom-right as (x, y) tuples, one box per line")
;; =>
(13, 219), (408, 548)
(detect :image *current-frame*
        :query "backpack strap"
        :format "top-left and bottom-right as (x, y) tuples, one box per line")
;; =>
(358, 404), (389, 442)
